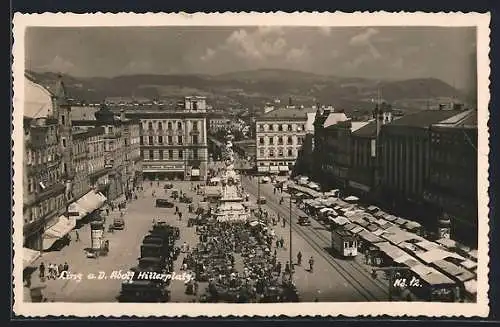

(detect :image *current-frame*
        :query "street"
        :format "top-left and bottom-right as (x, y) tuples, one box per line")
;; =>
(26, 182), (201, 302)
(241, 175), (389, 301)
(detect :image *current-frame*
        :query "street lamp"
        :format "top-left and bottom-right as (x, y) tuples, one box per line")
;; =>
(283, 193), (294, 281)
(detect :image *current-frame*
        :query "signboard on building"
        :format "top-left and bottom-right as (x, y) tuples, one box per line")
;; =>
(143, 164), (185, 172)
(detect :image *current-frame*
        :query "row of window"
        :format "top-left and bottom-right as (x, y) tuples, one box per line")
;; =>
(24, 194), (65, 225)
(258, 136), (303, 146)
(141, 149), (200, 160)
(257, 123), (305, 132)
(140, 135), (201, 145)
(26, 145), (59, 166)
(142, 121), (200, 131)
(258, 148), (296, 158)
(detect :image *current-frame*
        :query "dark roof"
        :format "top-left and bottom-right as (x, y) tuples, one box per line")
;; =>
(352, 121), (377, 138)
(387, 110), (460, 128)
(260, 107), (315, 119)
(459, 111), (477, 127)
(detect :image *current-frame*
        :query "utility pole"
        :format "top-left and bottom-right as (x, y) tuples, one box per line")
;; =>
(371, 266), (411, 301)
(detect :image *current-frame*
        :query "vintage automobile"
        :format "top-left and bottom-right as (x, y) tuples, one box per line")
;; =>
(113, 217), (125, 230)
(119, 266), (169, 303)
(155, 199), (174, 208)
(260, 176), (271, 184)
(257, 196), (267, 205)
(298, 215), (311, 226)
(170, 189), (180, 199)
(180, 195), (193, 204)
(163, 183), (174, 190)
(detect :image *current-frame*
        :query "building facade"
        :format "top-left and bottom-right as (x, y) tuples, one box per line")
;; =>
(23, 116), (66, 250)
(255, 107), (317, 175)
(423, 110), (478, 246)
(126, 96), (209, 181)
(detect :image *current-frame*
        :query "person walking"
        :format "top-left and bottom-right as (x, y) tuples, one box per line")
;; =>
(297, 251), (302, 266)
(309, 256), (314, 273)
(75, 230), (80, 242)
(63, 262), (69, 273)
(39, 262), (45, 280)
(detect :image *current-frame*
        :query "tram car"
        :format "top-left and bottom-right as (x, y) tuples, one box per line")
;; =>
(331, 227), (358, 258)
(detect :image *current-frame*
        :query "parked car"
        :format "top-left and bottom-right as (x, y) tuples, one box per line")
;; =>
(163, 183), (173, 190)
(298, 215), (311, 226)
(257, 196), (267, 204)
(156, 199), (174, 208)
(113, 217), (125, 230)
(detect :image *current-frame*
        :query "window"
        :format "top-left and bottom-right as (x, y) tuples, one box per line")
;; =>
(193, 149), (198, 159)
(178, 136), (183, 144)
(287, 125), (292, 131)
(148, 136), (154, 144)
(140, 136), (144, 145)
(168, 136), (173, 144)
(62, 138), (67, 148)
(192, 121), (198, 131)
(177, 122), (182, 130)
(140, 150), (144, 158)
(269, 148), (275, 157)
(278, 148), (284, 157)
(178, 150), (184, 159)
(148, 122), (153, 130)
(159, 150), (164, 160)
(301, 124), (305, 131)
(259, 124), (264, 132)
(192, 135), (199, 144)
(168, 150), (173, 159)
(278, 136), (283, 145)
(269, 124), (274, 131)
(287, 136), (293, 145)
(298, 137), (303, 145)
(269, 137), (274, 145)
(158, 122), (163, 130)
(278, 124), (283, 131)
(149, 150), (154, 159)
(167, 122), (172, 130)
(158, 136), (163, 144)
(109, 126), (114, 134)
(61, 115), (66, 125)
(259, 148), (265, 156)
(259, 137), (265, 145)
(287, 148), (293, 156)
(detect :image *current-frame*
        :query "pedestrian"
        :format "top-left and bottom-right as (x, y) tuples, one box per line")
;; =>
(280, 237), (285, 248)
(152, 218), (156, 225)
(175, 206), (179, 214)
(63, 262), (69, 272)
(54, 264), (60, 278)
(277, 214), (281, 223)
(297, 251), (302, 266)
(178, 212), (183, 221)
(285, 261), (290, 274)
(75, 230), (80, 242)
(39, 262), (45, 280)
(58, 263), (64, 277)
(309, 256), (314, 273)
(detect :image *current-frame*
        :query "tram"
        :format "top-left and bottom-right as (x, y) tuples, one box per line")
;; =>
(331, 227), (358, 258)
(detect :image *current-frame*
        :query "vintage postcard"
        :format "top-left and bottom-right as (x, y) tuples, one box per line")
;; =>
(12, 12), (490, 317)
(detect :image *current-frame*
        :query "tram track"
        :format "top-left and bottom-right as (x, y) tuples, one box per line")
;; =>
(242, 177), (388, 301)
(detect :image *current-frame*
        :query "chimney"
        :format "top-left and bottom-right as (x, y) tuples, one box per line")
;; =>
(120, 109), (126, 121)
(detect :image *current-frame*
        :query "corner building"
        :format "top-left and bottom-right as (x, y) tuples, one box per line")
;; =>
(126, 96), (208, 181)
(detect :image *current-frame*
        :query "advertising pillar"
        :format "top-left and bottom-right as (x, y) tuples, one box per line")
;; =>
(90, 221), (104, 250)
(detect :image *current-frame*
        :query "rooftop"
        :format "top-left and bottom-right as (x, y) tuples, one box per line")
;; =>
(352, 120), (378, 138)
(260, 107), (316, 120)
(387, 110), (463, 128)
(323, 112), (349, 128)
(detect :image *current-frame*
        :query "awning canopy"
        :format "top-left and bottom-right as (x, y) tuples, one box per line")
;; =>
(42, 216), (76, 250)
(75, 191), (105, 214)
(278, 166), (289, 171)
(359, 230), (385, 244)
(415, 248), (466, 264)
(344, 195), (359, 202)
(191, 169), (200, 177)
(269, 166), (279, 172)
(23, 247), (41, 269)
(319, 207), (334, 213)
(410, 264), (455, 286)
(67, 202), (87, 220)
(257, 166), (269, 172)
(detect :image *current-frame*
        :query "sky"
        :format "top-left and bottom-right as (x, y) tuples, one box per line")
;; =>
(25, 26), (477, 91)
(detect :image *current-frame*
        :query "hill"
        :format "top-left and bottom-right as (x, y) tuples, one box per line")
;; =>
(26, 69), (467, 113)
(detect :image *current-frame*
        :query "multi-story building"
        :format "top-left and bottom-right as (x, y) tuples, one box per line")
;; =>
(84, 127), (109, 191)
(378, 109), (465, 228)
(122, 113), (142, 190)
(423, 110), (478, 246)
(255, 107), (317, 175)
(71, 129), (91, 200)
(126, 96), (208, 181)
(208, 115), (230, 133)
(23, 74), (68, 252)
(312, 108), (349, 186)
(348, 103), (394, 198)
(73, 103), (142, 201)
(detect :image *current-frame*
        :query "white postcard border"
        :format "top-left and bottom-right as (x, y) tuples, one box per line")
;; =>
(12, 11), (491, 317)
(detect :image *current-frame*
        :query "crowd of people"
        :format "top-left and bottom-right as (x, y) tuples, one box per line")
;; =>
(183, 219), (299, 303)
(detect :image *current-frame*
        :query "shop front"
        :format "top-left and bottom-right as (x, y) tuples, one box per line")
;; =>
(143, 163), (186, 181)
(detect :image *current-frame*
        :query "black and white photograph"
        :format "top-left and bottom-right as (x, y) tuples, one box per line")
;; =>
(12, 12), (490, 317)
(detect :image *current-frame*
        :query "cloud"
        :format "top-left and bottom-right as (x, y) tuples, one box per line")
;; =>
(36, 55), (75, 74)
(224, 28), (288, 60)
(200, 48), (216, 62)
(349, 28), (381, 59)
(331, 50), (340, 58)
(286, 47), (309, 63)
(121, 61), (154, 74)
